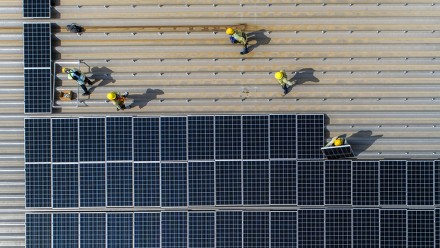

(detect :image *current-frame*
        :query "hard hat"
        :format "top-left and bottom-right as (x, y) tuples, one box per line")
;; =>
(107, 92), (116, 100)
(334, 138), (344, 146)
(274, 71), (284, 80)
(62, 67), (70, 73)
(226, 28), (235, 35)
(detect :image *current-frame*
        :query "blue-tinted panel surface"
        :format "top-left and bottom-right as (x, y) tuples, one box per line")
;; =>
(162, 212), (187, 248)
(436, 209), (440, 248)
(271, 212), (297, 248)
(325, 160), (351, 205)
(352, 161), (379, 206)
(188, 116), (214, 160)
(297, 161), (324, 206)
(407, 161), (434, 205)
(215, 116), (241, 160)
(23, 23), (51, 68)
(79, 118), (105, 162)
(25, 164), (51, 208)
(408, 210), (434, 247)
(216, 161), (242, 205)
(134, 163), (160, 207)
(160, 117), (187, 161)
(216, 211), (242, 248)
(23, 0), (50, 18)
(188, 162), (215, 206)
(52, 119), (78, 163)
(296, 114), (324, 159)
(106, 117), (132, 161)
(189, 212), (215, 248)
(80, 213), (106, 248)
(243, 212), (269, 248)
(325, 209), (352, 248)
(107, 162), (133, 207)
(24, 68), (52, 113)
(107, 213), (133, 248)
(380, 209), (407, 247)
(134, 213), (160, 248)
(270, 160), (296, 205)
(242, 115), (269, 159)
(436, 162), (440, 205)
(25, 118), (51, 162)
(52, 164), (78, 208)
(52, 213), (78, 248)
(270, 114), (296, 159)
(133, 117), (160, 162)
(161, 163), (187, 207)
(80, 163), (105, 207)
(353, 209), (379, 248)
(380, 161), (406, 205)
(298, 209), (325, 248)
(26, 214), (51, 248)
(243, 161), (269, 205)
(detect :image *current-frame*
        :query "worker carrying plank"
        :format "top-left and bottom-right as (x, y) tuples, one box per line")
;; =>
(226, 27), (249, 55)
(106, 91), (130, 111)
(274, 70), (294, 95)
(62, 67), (94, 96)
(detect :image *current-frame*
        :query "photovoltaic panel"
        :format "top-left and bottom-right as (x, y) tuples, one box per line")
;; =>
(134, 212), (160, 248)
(134, 163), (160, 207)
(243, 161), (269, 205)
(216, 211), (242, 248)
(270, 160), (296, 205)
(26, 214), (51, 248)
(23, 0), (50, 18)
(353, 209), (379, 248)
(296, 114), (324, 159)
(80, 213), (106, 248)
(352, 161), (379, 206)
(133, 117), (160, 162)
(215, 115), (241, 160)
(297, 209), (325, 247)
(243, 211), (270, 248)
(407, 161), (434, 205)
(325, 160), (351, 205)
(160, 117), (187, 161)
(436, 161), (440, 205)
(188, 116), (214, 160)
(188, 212), (215, 248)
(407, 210), (434, 247)
(297, 161), (324, 206)
(52, 118), (78, 163)
(25, 118), (51, 162)
(436, 209), (440, 248)
(215, 161), (242, 205)
(23, 23), (51, 68)
(52, 164), (78, 208)
(162, 212), (187, 248)
(24, 68), (52, 113)
(52, 213), (78, 248)
(269, 114), (296, 159)
(161, 163), (187, 207)
(270, 211), (297, 248)
(188, 162), (215, 206)
(325, 209), (352, 248)
(380, 160), (406, 205)
(107, 162), (133, 207)
(242, 115), (269, 160)
(106, 117), (132, 161)
(25, 164), (51, 208)
(79, 163), (105, 207)
(107, 213), (133, 248)
(79, 118), (105, 162)
(380, 209), (407, 247)
(321, 145), (355, 159)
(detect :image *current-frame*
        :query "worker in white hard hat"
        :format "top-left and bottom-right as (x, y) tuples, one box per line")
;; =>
(274, 70), (294, 95)
(62, 67), (94, 96)
(226, 27), (249, 55)
(325, 136), (346, 147)
(106, 91), (130, 111)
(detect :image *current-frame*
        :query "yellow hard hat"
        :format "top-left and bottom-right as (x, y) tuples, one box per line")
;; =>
(226, 28), (235, 35)
(334, 138), (344, 146)
(275, 71), (284, 80)
(107, 92), (116, 100)
(62, 67), (70, 73)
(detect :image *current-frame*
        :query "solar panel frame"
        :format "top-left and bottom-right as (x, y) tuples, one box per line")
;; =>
(270, 211), (297, 248)
(187, 115), (215, 160)
(321, 145), (355, 159)
(407, 210), (434, 247)
(52, 213), (79, 248)
(106, 162), (133, 207)
(242, 115), (269, 160)
(380, 160), (407, 205)
(160, 116), (187, 161)
(26, 213), (52, 248)
(25, 118), (51, 162)
(24, 68), (52, 113)
(23, 23), (51, 68)
(188, 212), (215, 248)
(161, 212), (187, 248)
(25, 163), (51, 208)
(325, 160), (352, 205)
(325, 209), (352, 248)
(215, 160), (242, 205)
(106, 117), (133, 161)
(52, 163), (79, 208)
(297, 161), (324, 206)
(215, 115), (242, 160)
(134, 212), (160, 248)
(133, 117), (160, 162)
(352, 209), (380, 248)
(243, 211), (270, 248)
(79, 163), (106, 208)
(23, 0), (51, 18)
(79, 117), (105, 162)
(51, 118), (78, 163)
(407, 161), (434, 206)
(188, 161), (215, 206)
(107, 213), (133, 248)
(296, 114), (324, 160)
(243, 160), (270, 205)
(216, 211), (242, 248)
(161, 162), (187, 207)
(352, 161), (379, 206)
(80, 213), (106, 248)
(297, 209), (325, 247)
(380, 209), (407, 247)
(270, 160), (296, 205)
(269, 114), (296, 159)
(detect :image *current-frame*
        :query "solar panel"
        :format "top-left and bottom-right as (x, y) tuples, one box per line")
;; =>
(243, 161), (269, 205)
(407, 161), (434, 206)
(407, 210), (434, 247)
(215, 115), (241, 160)
(23, 0), (50, 18)
(134, 212), (160, 248)
(188, 162), (215, 206)
(321, 145), (355, 159)
(25, 164), (51, 208)
(25, 118), (51, 162)
(297, 209), (325, 247)
(325, 209), (352, 248)
(52, 164), (78, 208)
(325, 160), (351, 205)
(270, 211), (297, 248)
(160, 117), (187, 161)
(134, 163), (160, 207)
(296, 114), (324, 159)
(380, 209), (407, 247)
(269, 114), (296, 159)
(161, 163), (187, 207)
(107, 213), (133, 248)
(352, 209), (379, 248)
(436, 161), (440, 205)
(188, 212), (215, 248)
(297, 161), (324, 206)
(436, 209), (440, 248)
(380, 160), (406, 205)
(242, 115), (269, 160)
(215, 161), (242, 205)
(52, 213), (79, 248)
(23, 23), (51, 68)
(133, 117), (160, 162)
(188, 116), (215, 160)
(26, 214), (51, 248)
(270, 160), (296, 205)
(216, 211), (242, 248)
(80, 213), (106, 248)
(79, 118), (105, 162)
(106, 162), (133, 207)
(243, 211), (270, 248)
(162, 212), (187, 248)
(79, 163), (105, 207)
(52, 118), (78, 163)
(352, 161), (379, 206)
(24, 68), (52, 113)
(106, 117), (132, 161)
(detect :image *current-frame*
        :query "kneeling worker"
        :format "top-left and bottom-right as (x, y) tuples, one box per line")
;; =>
(63, 67), (93, 96)
(107, 91), (130, 111)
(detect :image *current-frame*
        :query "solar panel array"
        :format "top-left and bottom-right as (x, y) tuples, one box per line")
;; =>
(23, 0), (51, 18)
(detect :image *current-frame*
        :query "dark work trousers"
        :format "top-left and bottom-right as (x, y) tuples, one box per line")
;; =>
(80, 84), (89, 94)
(282, 84), (288, 94)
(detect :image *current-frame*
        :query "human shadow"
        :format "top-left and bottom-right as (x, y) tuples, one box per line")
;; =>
(347, 130), (383, 156)
(247, 30), (271, 53)
(290, 68), (320, 85)
(129, 89), (164, 109)
(88, 66), (115, 91)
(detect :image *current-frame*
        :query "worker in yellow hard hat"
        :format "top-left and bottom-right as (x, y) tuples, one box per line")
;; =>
(106, 91), (130, 111)
(226, 27), (249, 55)
(274, 70), (294, 95)
(62, 67), (94, 96)
(325, 136), (346, 147)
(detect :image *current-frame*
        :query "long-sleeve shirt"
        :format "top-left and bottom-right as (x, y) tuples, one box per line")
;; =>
(231, 30), (247, 45)
(67, 69), (86, 85)
(109, 92), (125, 110)
(276, 70), (289, 86)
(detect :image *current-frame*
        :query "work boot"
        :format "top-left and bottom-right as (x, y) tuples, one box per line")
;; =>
(122, 92), (129, 97)
(240, 47), (249, 55)
(82, 92), (90, 96)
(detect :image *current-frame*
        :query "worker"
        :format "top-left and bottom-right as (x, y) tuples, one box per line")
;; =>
(274, 70), (294, 95)
(325, 136), (346, 147)
(62, 68), (93, 96)
(226, 27), (249, 55)
(106, 91), (130, 111)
